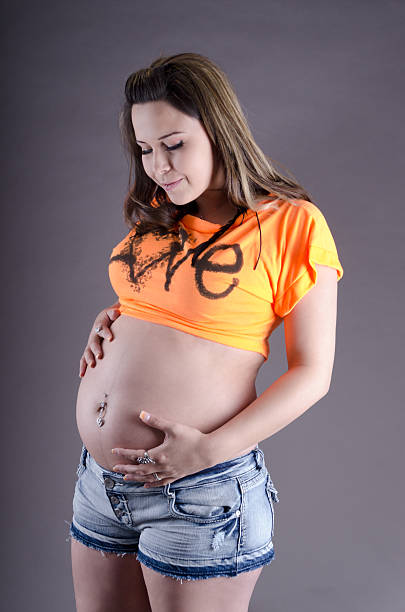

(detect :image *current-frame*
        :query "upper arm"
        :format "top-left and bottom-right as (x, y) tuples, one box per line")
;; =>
(282, 263), (338, 391)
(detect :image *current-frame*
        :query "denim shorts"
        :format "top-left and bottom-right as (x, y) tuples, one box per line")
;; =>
(67, 443), (280, 581)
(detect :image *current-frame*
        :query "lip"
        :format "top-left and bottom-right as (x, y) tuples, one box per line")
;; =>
(162, 178), (183, 191)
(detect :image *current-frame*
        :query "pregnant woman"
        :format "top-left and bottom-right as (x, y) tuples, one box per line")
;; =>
(68, 52), (344, 612)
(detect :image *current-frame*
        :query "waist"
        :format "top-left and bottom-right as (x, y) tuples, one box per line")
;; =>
(118, 303), (269, 362)
(82, 443), (264, 490)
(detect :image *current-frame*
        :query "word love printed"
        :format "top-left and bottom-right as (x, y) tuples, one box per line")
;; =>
(109, 225), (244, 300)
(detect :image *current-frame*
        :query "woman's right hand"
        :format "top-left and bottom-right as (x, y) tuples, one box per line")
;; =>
(79, 302), (121, 378)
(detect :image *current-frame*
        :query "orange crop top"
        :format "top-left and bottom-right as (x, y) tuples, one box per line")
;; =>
(108, 196), (344, 361)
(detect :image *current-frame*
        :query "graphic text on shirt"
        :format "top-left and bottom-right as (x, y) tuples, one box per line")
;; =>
(109, 227), (243, 300)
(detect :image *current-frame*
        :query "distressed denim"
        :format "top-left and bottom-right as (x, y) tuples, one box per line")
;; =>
(67, 443), (280, 581)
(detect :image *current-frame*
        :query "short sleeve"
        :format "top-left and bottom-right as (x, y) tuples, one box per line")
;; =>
(273, 201), (344, 318)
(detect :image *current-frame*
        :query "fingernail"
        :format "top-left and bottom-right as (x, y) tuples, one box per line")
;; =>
(140, 410), (150, 421)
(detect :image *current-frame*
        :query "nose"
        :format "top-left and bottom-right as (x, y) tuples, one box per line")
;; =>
(152, 149), (172, 178)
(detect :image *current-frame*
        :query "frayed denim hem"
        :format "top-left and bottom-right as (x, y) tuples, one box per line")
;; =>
(65, 520), (139, 558)
(65, 519), (276, 578)
(136, 546), (276, 582)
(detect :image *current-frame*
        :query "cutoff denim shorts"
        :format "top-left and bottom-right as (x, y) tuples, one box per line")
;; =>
(68, 443), (280, 581)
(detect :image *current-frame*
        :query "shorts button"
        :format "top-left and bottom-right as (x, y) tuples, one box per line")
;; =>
(103, 477), (115, 488)
(110, 495), (119, 504)
(235, 510), (241, 517)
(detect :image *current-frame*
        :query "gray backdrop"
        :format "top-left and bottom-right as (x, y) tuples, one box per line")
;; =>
(2, 1), (404, 611)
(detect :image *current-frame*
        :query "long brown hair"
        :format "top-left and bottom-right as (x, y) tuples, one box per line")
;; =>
(119, 52), (312, 235)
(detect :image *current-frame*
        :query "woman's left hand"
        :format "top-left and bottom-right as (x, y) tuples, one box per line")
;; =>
(110, 411), (213, 487)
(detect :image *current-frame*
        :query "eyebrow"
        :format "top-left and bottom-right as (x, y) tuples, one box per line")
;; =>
(135, 131), (185, 144)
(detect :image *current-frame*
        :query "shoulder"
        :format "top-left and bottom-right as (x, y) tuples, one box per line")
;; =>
(276, 198), (323, 218)
(259, 198), (330, 232)
(254, 196), (319, 224)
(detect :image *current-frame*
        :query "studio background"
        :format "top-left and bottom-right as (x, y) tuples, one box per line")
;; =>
(2, 1), (404, 611)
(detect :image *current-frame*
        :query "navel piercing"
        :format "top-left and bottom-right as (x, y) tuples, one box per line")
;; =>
(96, 393), (108, 428)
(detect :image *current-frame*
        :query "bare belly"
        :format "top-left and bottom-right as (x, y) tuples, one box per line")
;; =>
(76, 314), (265, 472)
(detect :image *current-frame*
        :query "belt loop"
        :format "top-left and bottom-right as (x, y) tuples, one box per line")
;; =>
(82, 444), (88, 468)
(76, 444), (88, 478)
(165, 482), (173, 496)
(253, 447), (263, 470)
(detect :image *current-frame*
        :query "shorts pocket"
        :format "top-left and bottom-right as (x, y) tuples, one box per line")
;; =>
(264, 473), (280, 539)
(167, 477), (241, 524)
(76, 444), (88, 478)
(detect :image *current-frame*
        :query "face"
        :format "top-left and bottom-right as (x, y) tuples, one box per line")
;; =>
(131, 100), (225, 206)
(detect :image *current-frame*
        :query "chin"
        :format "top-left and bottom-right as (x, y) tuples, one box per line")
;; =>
(165, 192), (193, 207)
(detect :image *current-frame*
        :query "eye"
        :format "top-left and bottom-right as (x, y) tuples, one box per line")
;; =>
(141, 141), (184, 156)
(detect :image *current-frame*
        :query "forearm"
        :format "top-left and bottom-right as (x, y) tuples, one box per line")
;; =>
(203, 366), (330, 466)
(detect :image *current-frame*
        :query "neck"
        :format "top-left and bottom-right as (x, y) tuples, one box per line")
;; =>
(195, 202), (240, 225)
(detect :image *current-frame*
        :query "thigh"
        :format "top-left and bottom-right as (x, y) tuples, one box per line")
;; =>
(71, 538), (152, 612)
(141, 564), (263, 612)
